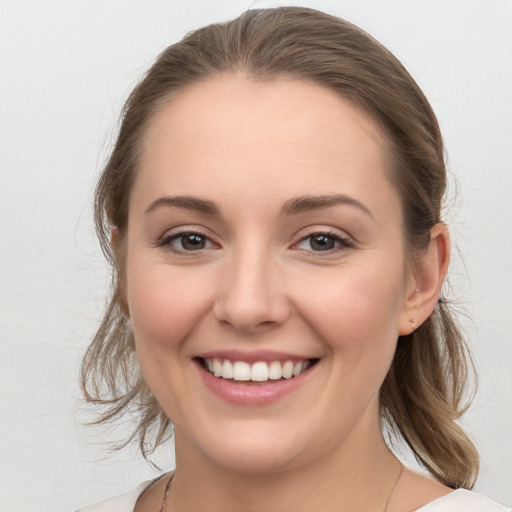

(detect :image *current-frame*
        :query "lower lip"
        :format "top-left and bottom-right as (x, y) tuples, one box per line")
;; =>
(196, 361), (315, 406)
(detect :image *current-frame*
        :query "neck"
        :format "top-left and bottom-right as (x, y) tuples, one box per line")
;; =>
(168, 428), (400, 512)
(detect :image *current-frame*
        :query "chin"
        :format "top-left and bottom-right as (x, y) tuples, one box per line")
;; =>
(209, 442), (307, 475)
(177, 418), (314, 474)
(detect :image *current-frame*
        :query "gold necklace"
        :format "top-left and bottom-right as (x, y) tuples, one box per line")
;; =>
(159, 473), (173, 512)
(384, 462), (403, 512)
(160, 462), (403, 512)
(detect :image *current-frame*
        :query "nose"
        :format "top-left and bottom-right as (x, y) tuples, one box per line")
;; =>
(213, 247), (290, 333)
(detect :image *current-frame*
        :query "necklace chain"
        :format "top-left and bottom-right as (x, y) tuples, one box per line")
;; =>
(159, 473), (173, 512)
(160, 461), (403, 512)
(384, 462), (403, 512)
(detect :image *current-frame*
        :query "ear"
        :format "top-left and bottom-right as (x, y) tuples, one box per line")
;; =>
(398, 223), (450, 335)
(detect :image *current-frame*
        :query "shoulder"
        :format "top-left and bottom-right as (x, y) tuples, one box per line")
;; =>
(74, 479), (155, 512)
(416, 489), (511, 511)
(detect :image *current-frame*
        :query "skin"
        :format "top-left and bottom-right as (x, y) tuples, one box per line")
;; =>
(124, 74), (451, 511)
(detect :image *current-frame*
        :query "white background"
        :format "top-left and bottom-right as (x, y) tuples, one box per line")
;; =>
(0, 1), (511, 510)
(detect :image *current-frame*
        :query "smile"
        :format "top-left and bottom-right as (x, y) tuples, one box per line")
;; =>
(195, 354), (319, 405)
(203, 358), (314, 382)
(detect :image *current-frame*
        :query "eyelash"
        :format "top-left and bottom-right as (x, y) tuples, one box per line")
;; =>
(157, 230), (215, 253)
(293, 230), (355, 254)
(157, 228), (354, 255)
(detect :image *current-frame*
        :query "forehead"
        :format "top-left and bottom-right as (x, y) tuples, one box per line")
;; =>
(141, 73), (387, 161)
(133, 74), (398, 220)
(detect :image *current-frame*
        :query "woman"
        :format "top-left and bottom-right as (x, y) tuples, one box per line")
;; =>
(77, 7), (510, 512)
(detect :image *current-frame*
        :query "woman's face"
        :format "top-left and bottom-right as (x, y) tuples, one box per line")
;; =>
(125, 74), (418, 472)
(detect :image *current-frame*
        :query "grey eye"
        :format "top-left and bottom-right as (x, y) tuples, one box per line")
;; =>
(294, 231), (353, 253)
(179, 234), (207, 250)
(161, 231), (215, 252)
(309, 234), (336, 251)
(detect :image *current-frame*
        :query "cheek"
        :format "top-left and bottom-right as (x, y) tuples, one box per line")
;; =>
(293, 263), (406, 353)
(126, 258), (214, 351)
(296, 268), (406, 413)
(125, 259), (218, 420)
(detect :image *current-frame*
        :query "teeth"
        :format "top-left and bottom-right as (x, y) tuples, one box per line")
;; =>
(213, 359), (222, 377)
(233, 361), (251, 381)
(282, 361), (294, 379)
(222, 359), (234, 379)
(268, 361), (282, 380)
(251, 362), (269, 381)
(204, 358), (311, 382)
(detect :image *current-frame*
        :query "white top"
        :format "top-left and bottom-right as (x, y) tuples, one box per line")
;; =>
(75, 480), (511, 512)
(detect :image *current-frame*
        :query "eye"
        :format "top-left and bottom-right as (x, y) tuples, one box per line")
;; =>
(294, 231), (353, 253)
(159, 231), (215, 252)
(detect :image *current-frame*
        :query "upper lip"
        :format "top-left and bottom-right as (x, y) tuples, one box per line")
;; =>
(195, 350), (317, 364)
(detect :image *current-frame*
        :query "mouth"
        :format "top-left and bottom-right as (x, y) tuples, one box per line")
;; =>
(196, 357), (319, 383)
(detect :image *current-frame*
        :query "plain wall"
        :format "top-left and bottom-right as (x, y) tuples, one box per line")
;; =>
(0, 1), (511, 510)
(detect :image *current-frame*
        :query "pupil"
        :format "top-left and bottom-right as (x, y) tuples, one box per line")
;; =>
(182, 234), (205, 250)
(311, 235), (334, 251)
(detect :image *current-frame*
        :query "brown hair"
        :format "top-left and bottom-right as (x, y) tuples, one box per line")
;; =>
(81, 7), (478, 488)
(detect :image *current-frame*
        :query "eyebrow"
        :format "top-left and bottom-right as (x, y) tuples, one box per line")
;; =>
(281, 194), (373, 218)
(144, 193), (372, 218)
(145, 196), (221, 216)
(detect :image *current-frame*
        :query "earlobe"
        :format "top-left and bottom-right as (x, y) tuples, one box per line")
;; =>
(399, 223), (450, 335)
